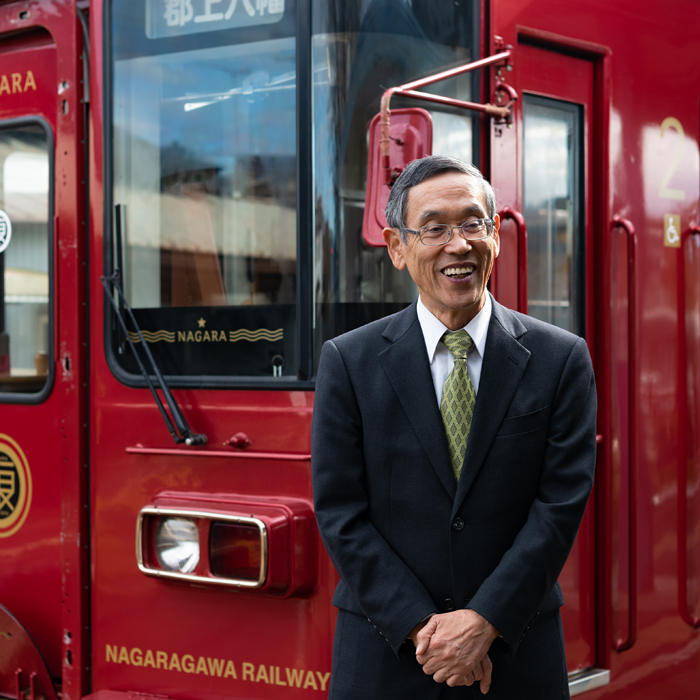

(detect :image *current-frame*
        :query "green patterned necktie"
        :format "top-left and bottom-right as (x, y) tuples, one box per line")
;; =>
(440, 330), (476, 481)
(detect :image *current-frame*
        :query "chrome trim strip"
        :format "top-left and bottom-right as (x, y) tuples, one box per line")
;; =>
(568, 668), (611, 696)
(136, 506), (268, 588)
(126, 446), (311, 461)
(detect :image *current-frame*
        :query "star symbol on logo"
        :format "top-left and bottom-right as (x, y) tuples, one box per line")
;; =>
(197, 318), (206, 328)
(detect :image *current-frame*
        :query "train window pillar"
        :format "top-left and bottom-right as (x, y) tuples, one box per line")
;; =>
(0, 122), (52, 397)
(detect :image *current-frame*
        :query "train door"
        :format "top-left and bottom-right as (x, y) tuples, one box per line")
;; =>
(490, 34), (607, 691)
(89, 3), (328, 697)
(0, 25), (64, 683)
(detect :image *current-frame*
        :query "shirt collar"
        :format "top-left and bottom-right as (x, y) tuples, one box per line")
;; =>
(416, 293), (492, 362)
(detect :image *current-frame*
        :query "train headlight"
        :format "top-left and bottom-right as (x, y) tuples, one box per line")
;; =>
(137, 498), (316, 595)
(154, 517), (200, 573)
(209, 522), (264, 582)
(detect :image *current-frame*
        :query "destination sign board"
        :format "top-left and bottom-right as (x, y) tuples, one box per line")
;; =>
(146, 0), (284, 39)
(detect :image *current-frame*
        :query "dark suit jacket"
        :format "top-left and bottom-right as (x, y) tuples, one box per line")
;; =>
(311, 297), (596, 699)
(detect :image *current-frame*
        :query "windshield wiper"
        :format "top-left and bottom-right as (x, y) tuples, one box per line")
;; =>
(101, 205), (207, 446)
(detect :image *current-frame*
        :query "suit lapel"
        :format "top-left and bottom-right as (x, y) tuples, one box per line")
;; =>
(453, 301), (531, 513)
(379, 304), (457, 500)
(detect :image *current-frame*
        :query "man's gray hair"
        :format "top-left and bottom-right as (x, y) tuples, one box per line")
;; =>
(384, 155), (497, 243)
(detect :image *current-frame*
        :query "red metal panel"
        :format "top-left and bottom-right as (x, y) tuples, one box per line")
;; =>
(492, 0), (700, 696)
(0, 35), (61, 677)
(54, 5), (90, 698)
(88, 394), (334, 700)
(0, 5), (87, 698)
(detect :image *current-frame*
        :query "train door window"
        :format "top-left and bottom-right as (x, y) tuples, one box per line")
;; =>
(108, 1), (297, 381)
(0, 122), (52, 397)
(523, 96), (584, 336)
(311, 0), (479, 360)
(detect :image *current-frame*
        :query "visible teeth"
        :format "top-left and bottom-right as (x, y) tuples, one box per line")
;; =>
(443, 266), (474, 277)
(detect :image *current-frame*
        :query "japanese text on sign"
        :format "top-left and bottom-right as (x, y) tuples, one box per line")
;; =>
(147, 0), (284, 38)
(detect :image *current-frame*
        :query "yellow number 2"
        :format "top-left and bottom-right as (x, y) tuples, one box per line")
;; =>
(658, 116), (686, 200)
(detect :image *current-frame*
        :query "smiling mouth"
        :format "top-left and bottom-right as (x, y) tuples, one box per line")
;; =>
(442, 266), (475, 279)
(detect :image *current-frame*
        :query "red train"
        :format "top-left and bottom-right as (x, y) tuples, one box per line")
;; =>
(0, 0), (698, 698)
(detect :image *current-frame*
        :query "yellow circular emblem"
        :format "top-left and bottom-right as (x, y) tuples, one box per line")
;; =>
(0, 434), (32, 538)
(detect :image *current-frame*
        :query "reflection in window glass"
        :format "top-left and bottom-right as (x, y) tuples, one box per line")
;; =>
(523, 98), (583, 335)
(0, 126), (50, 394)
(112, 15), (297, 378)
(312, 0), (476, 357)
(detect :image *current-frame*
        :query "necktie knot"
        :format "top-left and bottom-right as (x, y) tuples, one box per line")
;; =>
(442, 330), (473, 361)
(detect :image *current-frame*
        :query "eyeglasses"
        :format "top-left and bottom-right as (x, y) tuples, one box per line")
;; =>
(401, 218), (495, 246)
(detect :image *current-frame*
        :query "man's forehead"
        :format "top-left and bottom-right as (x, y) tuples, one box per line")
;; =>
(407, 172), (489, 218)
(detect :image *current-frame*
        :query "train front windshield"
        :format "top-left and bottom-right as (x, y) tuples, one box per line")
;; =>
(108, 0), (477, 382)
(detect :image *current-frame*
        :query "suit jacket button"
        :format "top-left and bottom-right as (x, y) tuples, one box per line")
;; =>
(452, 518), (465, 531)
(444, 598), (455, 611)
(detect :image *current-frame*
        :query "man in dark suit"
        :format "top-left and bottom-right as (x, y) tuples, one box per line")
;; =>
(311, 156), (596, 699)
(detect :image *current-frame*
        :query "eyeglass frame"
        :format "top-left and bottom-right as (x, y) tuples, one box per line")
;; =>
(400, 218), (496, 246)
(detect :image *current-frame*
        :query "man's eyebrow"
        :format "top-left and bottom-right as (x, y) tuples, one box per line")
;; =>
(416, 204), (486, 224)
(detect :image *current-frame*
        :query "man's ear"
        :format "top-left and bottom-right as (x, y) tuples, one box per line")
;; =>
(492, 214), (501, 258)
(383, 227), (407, 270)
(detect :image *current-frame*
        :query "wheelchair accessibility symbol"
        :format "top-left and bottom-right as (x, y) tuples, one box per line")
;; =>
(664, 213), (681, 248)
(0, 434), (32, 538)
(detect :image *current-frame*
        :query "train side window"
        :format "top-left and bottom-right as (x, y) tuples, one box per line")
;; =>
(523, 96), (585, 336)
(108, 1), (297, 382)
(0, 122), (52, 398)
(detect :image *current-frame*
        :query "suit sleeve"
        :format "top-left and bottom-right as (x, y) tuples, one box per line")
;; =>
(467, 336), (596, 652)
(312, 340), (438, 655)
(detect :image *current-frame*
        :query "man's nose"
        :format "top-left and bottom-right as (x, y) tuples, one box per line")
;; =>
(444, 228), (473, 253)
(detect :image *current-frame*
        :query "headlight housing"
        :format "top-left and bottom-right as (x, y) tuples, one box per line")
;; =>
(136, 496), (317, 596)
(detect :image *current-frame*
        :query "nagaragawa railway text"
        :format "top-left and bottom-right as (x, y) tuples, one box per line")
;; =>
(105, 644), (331, 691)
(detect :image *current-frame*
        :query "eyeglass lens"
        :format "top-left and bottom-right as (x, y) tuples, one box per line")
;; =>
(419, 220), (492, 244)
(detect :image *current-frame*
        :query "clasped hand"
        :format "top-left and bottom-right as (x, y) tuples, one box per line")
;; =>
(409, 609), (498, 694)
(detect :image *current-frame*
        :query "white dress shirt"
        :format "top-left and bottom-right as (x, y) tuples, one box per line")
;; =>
(416, 293), (492, 406)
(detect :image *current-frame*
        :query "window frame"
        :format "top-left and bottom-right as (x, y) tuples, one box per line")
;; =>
(0, 115), (55, 405)
(522, 93), (586, 338)
(102, 0), (483, 388)
(102, 0), (314, 389)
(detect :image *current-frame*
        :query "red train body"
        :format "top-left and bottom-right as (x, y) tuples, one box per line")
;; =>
(0, 0), (698, 699)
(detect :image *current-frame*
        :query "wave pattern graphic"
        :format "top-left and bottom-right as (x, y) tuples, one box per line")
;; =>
(128, 330), (176, 344)
(128, 329), (283, 344)
(229, 329), (283, 342)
